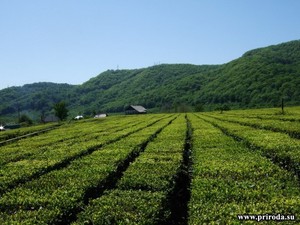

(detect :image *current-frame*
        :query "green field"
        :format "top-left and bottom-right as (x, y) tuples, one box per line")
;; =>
(0, 107), (300, 224)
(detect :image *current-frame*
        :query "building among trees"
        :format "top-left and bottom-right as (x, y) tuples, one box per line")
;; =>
(124, 105), (147, 114)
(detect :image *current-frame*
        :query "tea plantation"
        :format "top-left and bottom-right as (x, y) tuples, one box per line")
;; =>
(0, 107), (300, 224)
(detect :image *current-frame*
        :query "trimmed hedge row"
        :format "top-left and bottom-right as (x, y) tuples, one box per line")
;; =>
(0, 116), (143, 166)
(0, 115), (173, 224)
(199, 114), (300, 178)
(206, 113), (300, 139)
(0, 115), (165, 195)
(188, 114), (300, 224)
(213, 107), (300, 122)
(73, 115), (187, 224)
(0, 123), (58, 143)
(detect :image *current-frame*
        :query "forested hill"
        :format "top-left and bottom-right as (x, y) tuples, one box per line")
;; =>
(198, 40), (300, 108)
(0, 40), (300, 120)
(0, 83), (74, 117)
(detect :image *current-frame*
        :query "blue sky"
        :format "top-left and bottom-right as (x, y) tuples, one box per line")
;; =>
(0, 0), (299, 90)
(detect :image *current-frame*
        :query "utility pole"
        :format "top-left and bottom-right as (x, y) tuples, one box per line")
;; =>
(281, 97), (284, 114)
(16, 103), (20, 122)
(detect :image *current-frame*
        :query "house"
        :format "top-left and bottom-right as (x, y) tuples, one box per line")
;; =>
(74, 115), (84, 120)
(94, 114), (108, 118)
(124, 105), (147, 114)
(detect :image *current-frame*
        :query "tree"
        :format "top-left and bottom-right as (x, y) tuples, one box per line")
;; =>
(40, 110), (46, 123)
(19, 114), (33, 125)
(215, 104), (231, 114)
(53, 101), (68, 121)
(194, 104), (204, 112)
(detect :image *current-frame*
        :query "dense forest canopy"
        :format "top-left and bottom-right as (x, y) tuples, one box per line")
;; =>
(1, 40), (300, 122)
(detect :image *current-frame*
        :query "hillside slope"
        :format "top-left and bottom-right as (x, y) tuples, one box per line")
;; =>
(0, 83), (75, 120)
(0, 40), (299, 120)
(198, 40), (300, 108)
(75, 64), (220, 113)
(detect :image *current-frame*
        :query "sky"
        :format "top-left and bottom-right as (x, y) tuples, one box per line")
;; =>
(0, 0), (299, 90)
